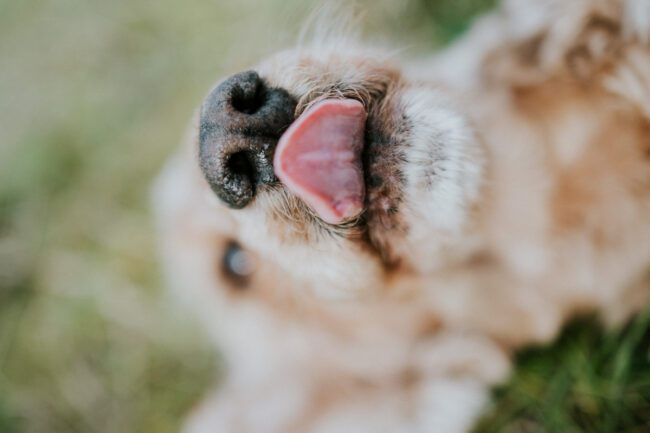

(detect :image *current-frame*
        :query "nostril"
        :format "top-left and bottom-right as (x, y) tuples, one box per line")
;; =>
(227, 151), (256, 185)
(231, 80), (267, 115)
(199, 70), (297, 209)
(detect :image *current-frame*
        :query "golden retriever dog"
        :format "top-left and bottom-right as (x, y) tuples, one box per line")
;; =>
(153, 0), (650, 431)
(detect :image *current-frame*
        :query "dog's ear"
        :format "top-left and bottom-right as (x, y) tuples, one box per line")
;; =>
(297, 0), (363, 50)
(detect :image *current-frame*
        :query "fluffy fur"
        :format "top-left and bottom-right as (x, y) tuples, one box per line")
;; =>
(153, 1), (650, 431)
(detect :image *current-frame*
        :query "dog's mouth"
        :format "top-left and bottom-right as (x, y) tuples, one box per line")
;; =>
(200, 69), (406, 256)
(271, 90), (408, 252)
(273, 98), (368, 225)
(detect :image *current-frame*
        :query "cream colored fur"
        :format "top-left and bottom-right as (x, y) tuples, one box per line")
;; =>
(153, 1), (650, 431)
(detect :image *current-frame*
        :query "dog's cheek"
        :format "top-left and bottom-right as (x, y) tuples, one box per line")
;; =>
(387, 86), (487, 272)
(152, 149), (248, 348)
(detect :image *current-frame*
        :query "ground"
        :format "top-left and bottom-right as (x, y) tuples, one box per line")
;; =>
(0, 0), (647, 432)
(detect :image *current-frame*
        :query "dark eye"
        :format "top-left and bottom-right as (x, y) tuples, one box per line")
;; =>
(221, 241), (255, 287)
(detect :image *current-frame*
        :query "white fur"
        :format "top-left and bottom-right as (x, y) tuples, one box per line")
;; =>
(396, 87), (485, 271)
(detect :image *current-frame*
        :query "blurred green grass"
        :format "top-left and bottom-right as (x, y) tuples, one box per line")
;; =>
(0, 0), (647, 432)
(475, 311), (650, 433)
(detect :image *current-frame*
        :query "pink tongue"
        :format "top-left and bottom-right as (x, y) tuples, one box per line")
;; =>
(274, 99), (367, 224)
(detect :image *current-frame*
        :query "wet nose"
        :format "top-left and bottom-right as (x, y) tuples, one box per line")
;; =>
(199, 70), (296, 208)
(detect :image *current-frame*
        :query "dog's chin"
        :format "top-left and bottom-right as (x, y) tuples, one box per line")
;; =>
(353, 84), (487, 274)
(380, 86), (486, 273)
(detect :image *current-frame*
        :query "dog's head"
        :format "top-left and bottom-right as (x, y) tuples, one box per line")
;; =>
(194, 32), (485, 300)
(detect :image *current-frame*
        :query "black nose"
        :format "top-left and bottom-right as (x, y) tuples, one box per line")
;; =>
(198, 70), (296, 209)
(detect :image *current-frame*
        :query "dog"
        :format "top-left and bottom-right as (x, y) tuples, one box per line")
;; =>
(153, 1), (650, 431)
